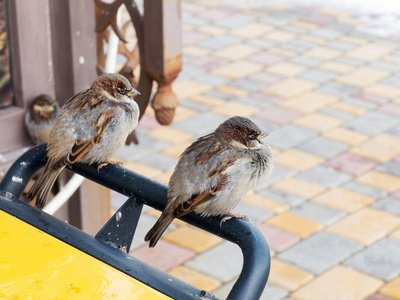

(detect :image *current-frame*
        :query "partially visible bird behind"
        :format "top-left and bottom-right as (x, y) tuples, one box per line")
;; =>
(25, 94), (59, 145)
(27, 73), (140, 209)
(145, 116), (274, 247)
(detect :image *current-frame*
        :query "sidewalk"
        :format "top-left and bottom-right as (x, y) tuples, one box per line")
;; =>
(115, 1), (400, 299)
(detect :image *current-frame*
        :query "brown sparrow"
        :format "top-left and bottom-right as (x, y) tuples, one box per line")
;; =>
(145, 116), (274, 247)
(27, 73), (140, 209)
(25, 94), (59, 145)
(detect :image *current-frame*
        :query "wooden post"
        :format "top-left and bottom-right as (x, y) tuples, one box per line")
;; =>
(2, 0), (55, 154)
(144, 0), (182, 125)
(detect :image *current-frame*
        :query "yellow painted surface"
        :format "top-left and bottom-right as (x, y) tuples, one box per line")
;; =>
(0, 210), (172, 300)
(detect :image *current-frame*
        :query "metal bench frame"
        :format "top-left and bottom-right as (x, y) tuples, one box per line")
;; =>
(0, 144), (271, 299)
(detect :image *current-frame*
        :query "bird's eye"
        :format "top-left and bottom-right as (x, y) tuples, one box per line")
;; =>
(118, 88), (126, 95)
(250, 134), (258, 140)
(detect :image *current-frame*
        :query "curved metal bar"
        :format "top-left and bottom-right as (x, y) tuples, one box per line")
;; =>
(0, 144), (271, 299)
(123, 0), (154, 119)
(0, 143), (48, 198)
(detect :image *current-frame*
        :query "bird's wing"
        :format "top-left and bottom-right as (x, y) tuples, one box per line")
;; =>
(68, 109), (116, 163)
(171, 173), (229, 218)
(184, 133), (227, 165)
(52, 108), (116, 169)
(66, 89), (107, 112)
(170, 151), (241, 219)
(189, 133), (241, 179)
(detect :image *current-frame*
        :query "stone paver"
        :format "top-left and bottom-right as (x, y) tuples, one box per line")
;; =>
(259, 188), (305, 207)
(244, 192), (290, 214)
(260, 284), (289, 300)
(256, 106), (300, 124)
(290, 201), (345, 225)
(298, 136), (348, 158)
(322, 127), (369, 146)
(350, 134), (400, 163)
(356, 171), (400, 193)
(293, 113), (343, 133)
(263, 78), (318, 98)
(292, 266), (383, 300)
(345, 238), (400, 281)
(269, 259), (314, 291)
(376, 160), (400, 177)
(325, 152), (378, 176)
(372, 197), (400, 217)
(328, 208), (400, 246)
(109, 1), (400, 299)
(380, 277), (400, 300)
(168, 266), (221, 292)
(342, 181), (387, 199)
(281, 92), (338, 113)
(313, 188), (374, 213)
(278, 232), (362, 274)
(272, 177), (325, 199)
(316, 82), (359, 97)
(257, 223), (300, 253)
(267, 124), (318, 150)
(266, 212), (323, 238)
(345, 112), (399, 136)
(185, 241), (243, 282)
(274, 149), (324, 172)
(296, 165), (352, 188)
(163, 225), (223, 253)
(300, 69), (337, 83)
(367, 294), (398, 300)
(171, 112), (227, 136)
(132, 240), (196, 272)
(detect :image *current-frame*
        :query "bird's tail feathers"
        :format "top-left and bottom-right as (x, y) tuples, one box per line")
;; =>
(144, 212), (175, 247)
(26, 165), (63, 209)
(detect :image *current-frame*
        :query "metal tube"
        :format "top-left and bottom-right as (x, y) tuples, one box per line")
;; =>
(0, 143), (48, 198)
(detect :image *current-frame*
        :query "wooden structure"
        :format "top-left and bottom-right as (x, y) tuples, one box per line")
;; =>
(0, 0), (182, 234)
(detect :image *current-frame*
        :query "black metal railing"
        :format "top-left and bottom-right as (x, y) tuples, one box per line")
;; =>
(0, 144), (271, 300)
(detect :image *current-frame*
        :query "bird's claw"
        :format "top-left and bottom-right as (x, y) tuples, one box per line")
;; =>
(97, 160), (123, 172)
(220, 212), (249, 227)
(118, 245), (128, 253)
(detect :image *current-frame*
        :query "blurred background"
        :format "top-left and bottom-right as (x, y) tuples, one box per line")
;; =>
(119, 1), (400, 299)
(1, 0), (400, 299)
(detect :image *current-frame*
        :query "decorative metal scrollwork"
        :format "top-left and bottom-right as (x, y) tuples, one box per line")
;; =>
(94, 0), (182, 143)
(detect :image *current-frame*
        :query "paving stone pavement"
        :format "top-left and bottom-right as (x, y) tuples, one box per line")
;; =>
(112, 1), (400, 299)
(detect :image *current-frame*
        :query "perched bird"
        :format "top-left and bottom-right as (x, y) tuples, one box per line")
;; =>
(145, 116), (273, 247)
(25, 94), (59, 145)
(27, 73), (140, 209)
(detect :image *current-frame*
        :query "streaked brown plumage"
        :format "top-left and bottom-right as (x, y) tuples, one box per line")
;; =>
(145, 116), (274, 247)
(26, 73), (140, 209)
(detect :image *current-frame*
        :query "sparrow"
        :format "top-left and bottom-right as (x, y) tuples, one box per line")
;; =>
(26, 73), (140, 209)
(145, 116), (274, 247)
(25, 94), (59, 145)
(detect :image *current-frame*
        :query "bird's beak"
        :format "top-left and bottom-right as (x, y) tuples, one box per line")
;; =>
(257, 131), (269, 141)
(127, 88), (141, 98)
